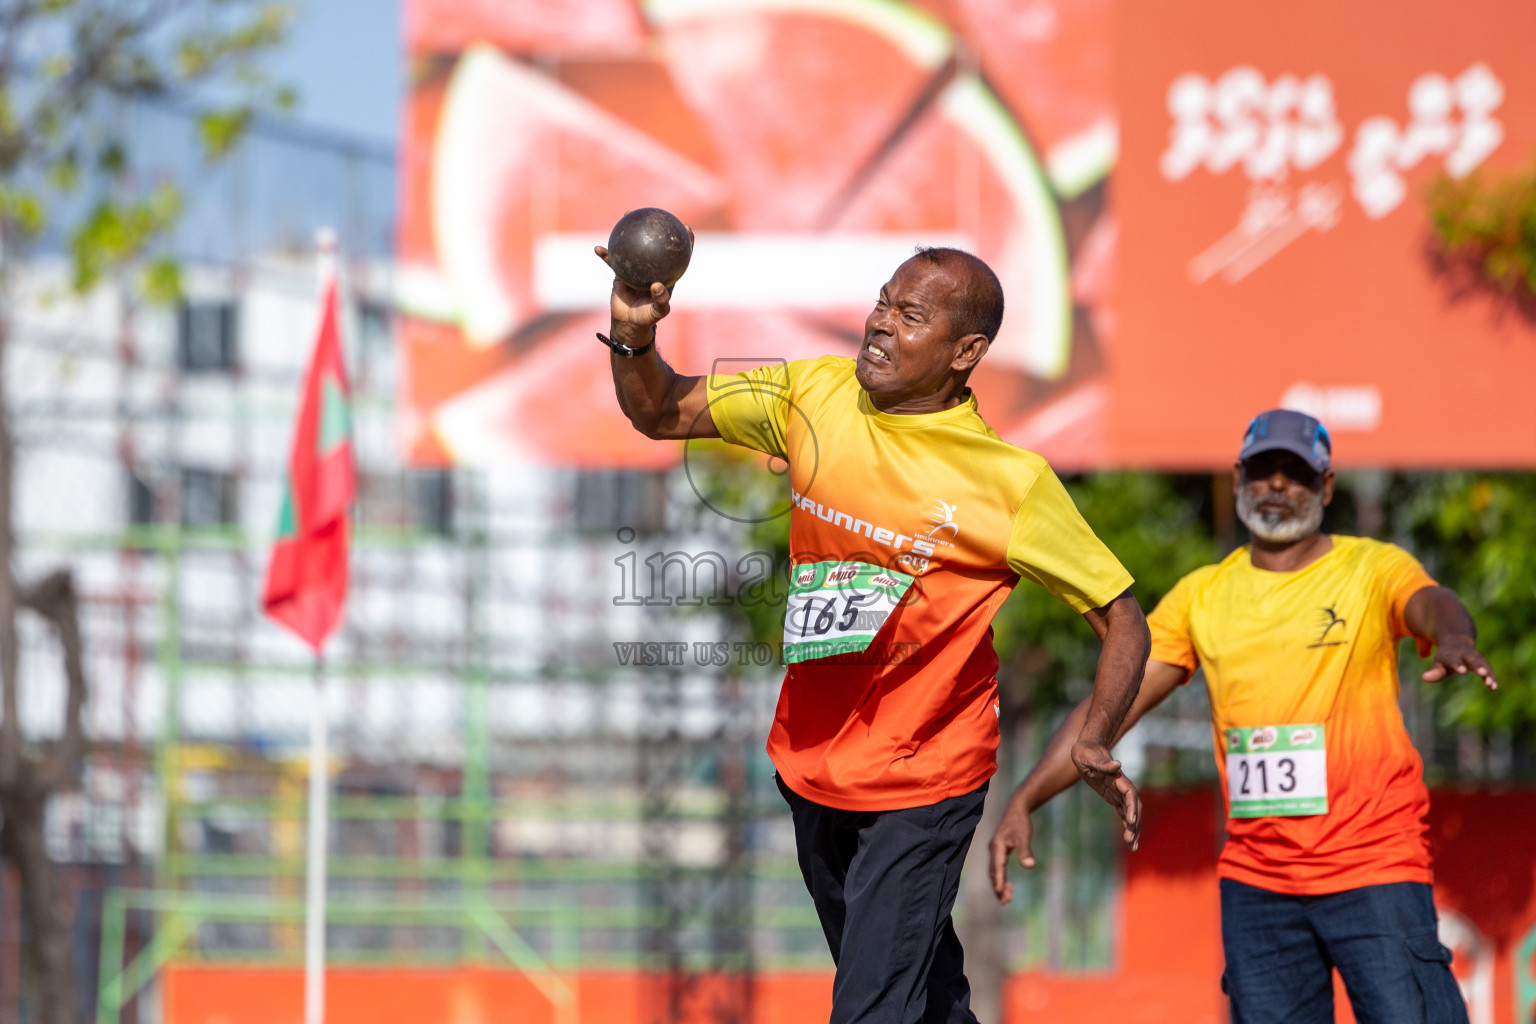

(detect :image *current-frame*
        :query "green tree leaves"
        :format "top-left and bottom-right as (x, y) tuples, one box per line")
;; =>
(1403, 473), (1536, 731)
(992, 473), (1215, 715)
(69, 184), (182, 291)
(196, 106), (254, 158)
(0, 0), (293, 299)
(1427, 163), (1536, 308)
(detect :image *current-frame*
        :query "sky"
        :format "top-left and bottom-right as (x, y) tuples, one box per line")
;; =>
(268, 0), (403, 146)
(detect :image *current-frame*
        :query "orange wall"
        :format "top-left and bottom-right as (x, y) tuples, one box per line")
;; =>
(163, 790), (1536, 1024)
(164, 966), (833, 1024)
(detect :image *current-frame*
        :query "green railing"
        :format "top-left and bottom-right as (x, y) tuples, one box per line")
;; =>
(51, 523), (1120, 1020)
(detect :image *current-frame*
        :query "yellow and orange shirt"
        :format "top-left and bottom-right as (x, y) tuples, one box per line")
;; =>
(709, 355), (1133, 811)
(1147, 536), (1438, 894)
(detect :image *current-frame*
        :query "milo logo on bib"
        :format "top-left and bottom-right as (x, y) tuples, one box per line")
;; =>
(783, 560), (915, 664)
(1248, 727), (1278, 751)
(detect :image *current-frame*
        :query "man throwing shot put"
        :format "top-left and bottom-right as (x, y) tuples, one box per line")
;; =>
(991, 409), (1494, 1024)
(598, 242), (1150, 1023)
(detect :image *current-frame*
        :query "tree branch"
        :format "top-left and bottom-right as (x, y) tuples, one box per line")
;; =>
(0, 311), (18, 789)
(17, 570), (87, 791)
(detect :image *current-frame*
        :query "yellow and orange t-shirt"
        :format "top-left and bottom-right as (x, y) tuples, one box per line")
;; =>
(709, 356), (1133, 811)
(1147, 536), (1438, 894)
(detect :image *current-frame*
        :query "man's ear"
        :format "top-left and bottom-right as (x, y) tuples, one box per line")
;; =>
(952, 333), (990, 373)
(1321, 469), (1337, 506)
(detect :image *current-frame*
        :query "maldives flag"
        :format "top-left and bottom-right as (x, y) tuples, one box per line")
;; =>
(262, 276), (356, 650)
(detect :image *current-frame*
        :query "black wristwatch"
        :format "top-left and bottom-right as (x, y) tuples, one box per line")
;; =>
(597, 325), (656, 358)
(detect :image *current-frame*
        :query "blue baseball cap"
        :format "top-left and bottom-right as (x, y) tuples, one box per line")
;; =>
(1238, 409), (1332, 473)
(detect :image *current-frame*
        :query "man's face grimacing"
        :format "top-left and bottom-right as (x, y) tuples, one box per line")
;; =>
(1233, 450), (1336, 545)
(856, 257), (989, 413)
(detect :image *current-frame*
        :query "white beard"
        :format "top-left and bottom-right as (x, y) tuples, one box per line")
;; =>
(1237, 486), (1325, 544)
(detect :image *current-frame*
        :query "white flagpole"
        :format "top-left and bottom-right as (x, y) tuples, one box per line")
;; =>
(304, 227), (338, 1024)
(304, 653), (329, 1024)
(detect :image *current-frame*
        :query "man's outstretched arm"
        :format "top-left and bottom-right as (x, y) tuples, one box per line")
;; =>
(596, 243), (720, 441)
(989, 656), (1186, 904)
(1076, 590), (1152, 761)
(989, 592), (1172, 905)
(1067, 591), (1150, 840)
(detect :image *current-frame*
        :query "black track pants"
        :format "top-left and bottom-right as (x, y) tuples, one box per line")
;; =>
(776, 775), (989, 1024)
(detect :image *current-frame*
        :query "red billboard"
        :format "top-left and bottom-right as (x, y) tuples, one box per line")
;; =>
(396, 0), (1536, 469)
(1113, 0), (1536, 468)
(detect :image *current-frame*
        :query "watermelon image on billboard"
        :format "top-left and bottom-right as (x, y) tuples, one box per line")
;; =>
(397, 0), (1116, 468)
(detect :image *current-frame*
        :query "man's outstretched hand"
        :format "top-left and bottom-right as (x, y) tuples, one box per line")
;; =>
(988, 797), (1037, 906)
(1423, 634), (1498, 690)
(988, 741), (1140, 906)
(1404, 587), (1497, 691)
(1071, 738), (1141, 851)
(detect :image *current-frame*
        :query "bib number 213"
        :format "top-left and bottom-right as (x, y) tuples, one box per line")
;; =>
(1225, 724), (1327, 818)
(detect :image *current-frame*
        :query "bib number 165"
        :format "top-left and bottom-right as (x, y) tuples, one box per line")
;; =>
(790, 593), (870, 637)
(782, 561), (913, 664)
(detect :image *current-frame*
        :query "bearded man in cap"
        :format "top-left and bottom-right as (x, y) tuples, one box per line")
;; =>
(990, 409), (1493, 1024)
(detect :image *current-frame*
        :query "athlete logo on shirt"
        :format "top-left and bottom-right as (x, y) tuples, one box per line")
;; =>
(1308, 606), (1349, 649)
(923, 500), (960, 543)
(898, 499), (961, 572)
